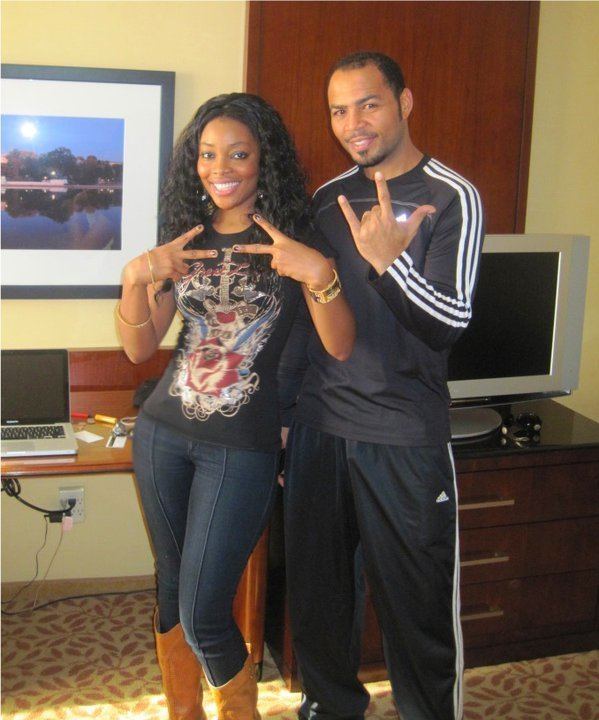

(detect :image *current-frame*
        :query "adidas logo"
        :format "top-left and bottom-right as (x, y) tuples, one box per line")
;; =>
(436, 491), (450, 503)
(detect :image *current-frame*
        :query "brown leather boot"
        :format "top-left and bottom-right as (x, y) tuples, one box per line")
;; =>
(208, 655), (261, 720)
(154, 609), (207, 720)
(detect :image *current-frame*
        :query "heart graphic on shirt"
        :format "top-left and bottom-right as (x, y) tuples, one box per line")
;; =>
(216, 311), (236, 323)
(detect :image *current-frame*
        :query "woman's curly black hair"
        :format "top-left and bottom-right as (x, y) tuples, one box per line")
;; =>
(159, 92), (313, 274)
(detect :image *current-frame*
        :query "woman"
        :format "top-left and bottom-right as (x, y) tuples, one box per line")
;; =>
(117, 93), (354, 720)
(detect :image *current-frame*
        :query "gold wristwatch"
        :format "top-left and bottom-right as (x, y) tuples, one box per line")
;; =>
(307, 269), (342, 304)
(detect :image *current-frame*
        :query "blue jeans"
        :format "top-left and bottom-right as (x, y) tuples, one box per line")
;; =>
(133, 412), (278, 685)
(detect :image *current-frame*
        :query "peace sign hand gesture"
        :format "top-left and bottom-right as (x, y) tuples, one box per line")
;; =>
(338, 171), (436, 275)
(232, 214), (335, 290)
(125, 225), (217, 288)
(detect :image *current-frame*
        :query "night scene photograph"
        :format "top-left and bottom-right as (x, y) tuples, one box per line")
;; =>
(1, 114), (124, 250)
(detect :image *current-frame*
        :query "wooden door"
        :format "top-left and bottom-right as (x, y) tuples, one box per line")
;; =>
(246, 1), (539, 233)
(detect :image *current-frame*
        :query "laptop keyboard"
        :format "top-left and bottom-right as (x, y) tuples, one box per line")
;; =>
(1, 425), (66, 440)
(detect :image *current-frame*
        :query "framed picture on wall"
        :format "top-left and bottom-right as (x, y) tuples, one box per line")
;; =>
(0, 64), (175, 298)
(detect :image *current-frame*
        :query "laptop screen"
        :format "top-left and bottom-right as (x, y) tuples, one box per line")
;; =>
(1, 349), (70, 425)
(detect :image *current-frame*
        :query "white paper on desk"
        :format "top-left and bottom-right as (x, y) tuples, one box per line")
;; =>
(75, 430), (103, 443)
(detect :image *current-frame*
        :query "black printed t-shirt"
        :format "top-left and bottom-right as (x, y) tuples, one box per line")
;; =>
(143, 225), (302, 452)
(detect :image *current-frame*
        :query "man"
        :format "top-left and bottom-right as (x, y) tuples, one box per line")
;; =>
(282, 52), (484, 720)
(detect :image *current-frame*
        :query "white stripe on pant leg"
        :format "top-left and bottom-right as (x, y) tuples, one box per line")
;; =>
(447, 442), (464, 720)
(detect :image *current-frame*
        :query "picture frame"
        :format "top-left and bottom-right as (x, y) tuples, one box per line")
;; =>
(1, 64), (175, 298)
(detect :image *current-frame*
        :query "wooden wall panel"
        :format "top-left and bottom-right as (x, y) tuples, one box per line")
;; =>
(69, 348), (172, 391)
(246, 1), (539, 233)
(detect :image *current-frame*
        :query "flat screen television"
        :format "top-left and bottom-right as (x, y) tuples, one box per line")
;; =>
(447, 234), (589, 438)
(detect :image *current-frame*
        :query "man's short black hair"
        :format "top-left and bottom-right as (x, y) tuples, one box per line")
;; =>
(326, 51), (406, 98)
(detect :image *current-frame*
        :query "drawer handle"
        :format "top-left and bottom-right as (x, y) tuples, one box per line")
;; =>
(460, 552), (510, 567)
(459, 497), (515, 511)
(461, 605), (505, 622)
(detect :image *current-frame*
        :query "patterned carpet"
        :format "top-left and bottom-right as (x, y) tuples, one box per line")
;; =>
(1, 590), (597, 720)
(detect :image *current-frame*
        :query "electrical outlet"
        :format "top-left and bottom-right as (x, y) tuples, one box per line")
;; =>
(58, 486), (85, 523)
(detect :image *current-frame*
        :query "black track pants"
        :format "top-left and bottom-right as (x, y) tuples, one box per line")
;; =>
(284, 421), (463, 720)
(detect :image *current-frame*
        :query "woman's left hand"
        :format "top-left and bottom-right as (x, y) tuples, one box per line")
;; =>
(232, 214), (334, 290)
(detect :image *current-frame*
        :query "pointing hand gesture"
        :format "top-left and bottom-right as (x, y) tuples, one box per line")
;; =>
(232, 215), (334, 289)
(338, 171), (435, 275)
(126, 225), (217, 287)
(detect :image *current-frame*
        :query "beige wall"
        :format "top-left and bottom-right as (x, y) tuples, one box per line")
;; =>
(525, 1), (599, 423)
(1, 473), (155, 581)
(1, 1), (598, 582)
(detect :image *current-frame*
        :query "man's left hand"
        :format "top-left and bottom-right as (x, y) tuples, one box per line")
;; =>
(338, 171), (435, 275)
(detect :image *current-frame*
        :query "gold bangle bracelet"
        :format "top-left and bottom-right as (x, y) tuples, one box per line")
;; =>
(146, 249), (157, 286)
(307, 268), (342, 304)
(116, 302), (152, 328)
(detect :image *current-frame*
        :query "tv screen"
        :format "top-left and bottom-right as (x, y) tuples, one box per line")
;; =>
(447, 235), (589, 436)
(449, 252), (559, 381)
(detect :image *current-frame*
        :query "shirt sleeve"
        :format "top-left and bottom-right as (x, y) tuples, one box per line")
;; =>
(369, 188), (484, 352)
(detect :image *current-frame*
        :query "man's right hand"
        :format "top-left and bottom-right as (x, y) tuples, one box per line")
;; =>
(338, 172), (435, 275)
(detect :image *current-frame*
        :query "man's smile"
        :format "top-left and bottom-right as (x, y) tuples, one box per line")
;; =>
(347, 134), (377, 153)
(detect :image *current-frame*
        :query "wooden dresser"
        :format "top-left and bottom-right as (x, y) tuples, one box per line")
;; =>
(266, 400), (599, 690)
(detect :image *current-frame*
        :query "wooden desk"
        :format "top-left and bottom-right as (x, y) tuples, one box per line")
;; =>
(2, 387), (270, 671)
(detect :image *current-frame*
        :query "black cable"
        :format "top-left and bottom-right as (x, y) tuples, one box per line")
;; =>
(1, 477), (74, 519)
(1, 587), (155, 616)
(31, 523), (66, 609)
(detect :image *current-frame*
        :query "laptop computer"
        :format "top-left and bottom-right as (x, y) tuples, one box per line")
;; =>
(1, 349), (78, 458)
